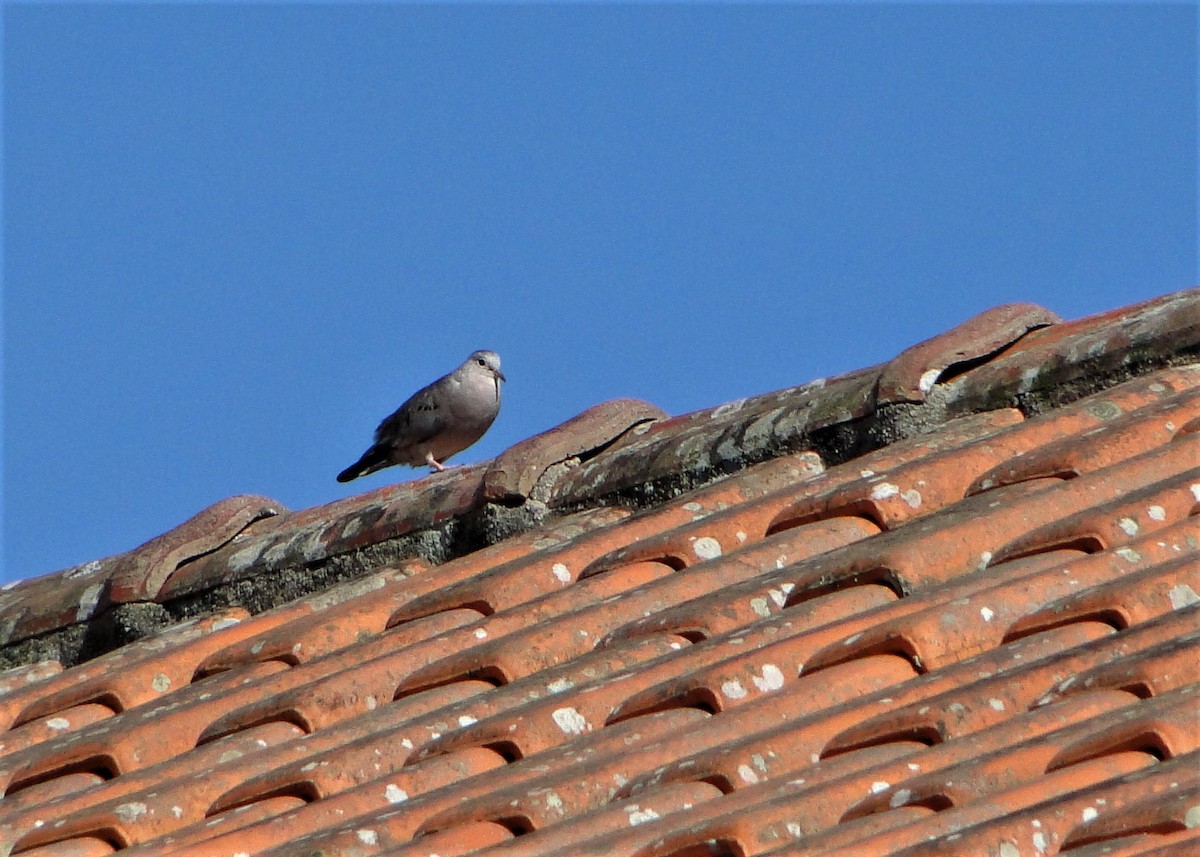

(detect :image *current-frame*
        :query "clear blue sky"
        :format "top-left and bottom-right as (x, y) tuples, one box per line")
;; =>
(3, 4), (1196, 582)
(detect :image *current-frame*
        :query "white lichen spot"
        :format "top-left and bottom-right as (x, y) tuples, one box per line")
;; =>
(365, 695), (378, 710)
(999, 842), (1020, 857)
(721, 679), (748, 700)
(212, 617), (241, 631)
(1033, 831), (1048, 851)
(1117, 517), (1139, 536)
(114, 802), (148, 822)
(385, 784), (409, 804)
(869, 781), (890, 794)
(152, 673), (172, 693)
(692, 537), (722, 560)
(752, 664), (785, 693)
(871, 482), (900, 501)
(45, 717), (71, 731)
(1081, 806), (1098, 823)
(401, 738), (414, 750)
(551, 563), (571, 583)
(918, 369), (942, 393)
(860, 469), (876, 478)
(843, 632), (863, 646)
(890, 788), (912, 808)
(1169, 584), (1200, 610)
(356, 829), (378, 846)
(736, 531), (748, 543)
(1115, 547), (1141, 563)
(980, 606), (995, 622)
(474, 627), (488, 639)
(544, 791), (564, 811)
(1184, 803), (1200, 828)
(171, 806), (183, 819)
(978, 551), (994, 570)
(551, 707), (589, 735)
(750, 597), (771, 617)
(786, 821), (803, 837)
(547, 677), (575, 694)
(1191, 484), (1200, 503)
(901, 489), (922, 509)
(457, 715), (477, 727)
(683, 501), (703, 512)
(66, 559), (106, 579)
(75, 583), (105, 621)
(227, 543), (264, 573)
(1147, 505), (1166, 521)
(989, 698), (1006, 711)
(626, 805), (660, 826)
(737, 764), (759, 784)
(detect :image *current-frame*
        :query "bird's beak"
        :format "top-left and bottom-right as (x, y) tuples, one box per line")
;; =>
(496, 369), (507, 382)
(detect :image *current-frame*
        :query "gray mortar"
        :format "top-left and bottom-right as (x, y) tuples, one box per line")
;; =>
(0, 625), (90, 673)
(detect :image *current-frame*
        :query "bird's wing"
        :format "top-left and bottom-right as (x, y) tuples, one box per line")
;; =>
(374, 381), (449, 450)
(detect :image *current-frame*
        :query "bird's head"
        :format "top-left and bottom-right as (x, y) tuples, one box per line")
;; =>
(468, 349), (506, 382)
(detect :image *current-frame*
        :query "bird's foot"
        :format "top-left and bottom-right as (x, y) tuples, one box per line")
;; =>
(425, 453), (447, 472)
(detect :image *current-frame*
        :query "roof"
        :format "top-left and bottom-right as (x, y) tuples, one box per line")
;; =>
(1, 288), (1198, 857)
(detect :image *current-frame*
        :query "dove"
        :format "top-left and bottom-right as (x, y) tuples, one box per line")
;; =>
(337, 350), (505, 482)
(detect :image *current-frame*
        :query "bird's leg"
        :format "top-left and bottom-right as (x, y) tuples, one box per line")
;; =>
(425, 452), (447, 472)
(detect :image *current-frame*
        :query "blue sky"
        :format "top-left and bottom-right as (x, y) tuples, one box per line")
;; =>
(3, 3), (1196, 582)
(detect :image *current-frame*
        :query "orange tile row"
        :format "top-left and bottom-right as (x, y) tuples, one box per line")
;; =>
(174, 606), (1199, 857)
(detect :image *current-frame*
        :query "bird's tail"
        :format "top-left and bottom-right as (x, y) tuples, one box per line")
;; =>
(337, 446), (389, 483)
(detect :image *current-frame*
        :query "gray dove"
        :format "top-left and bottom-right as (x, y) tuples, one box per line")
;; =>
(337, 350), (505, 482)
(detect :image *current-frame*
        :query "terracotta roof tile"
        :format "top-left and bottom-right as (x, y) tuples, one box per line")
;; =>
(1, 289), (1198, 856)
(482, 398), (668, 503)
(936, 289), (1200, 417)
(0, 662), (61, 698)
(876, 301), (1061, 404)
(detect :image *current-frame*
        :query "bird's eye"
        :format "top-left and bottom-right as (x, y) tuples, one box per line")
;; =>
(477, 358), (486, 366)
